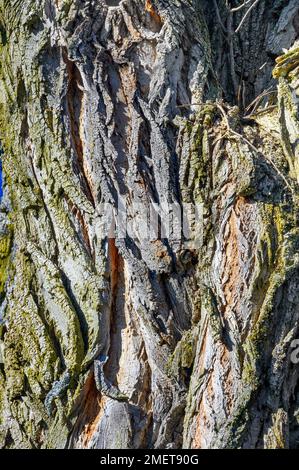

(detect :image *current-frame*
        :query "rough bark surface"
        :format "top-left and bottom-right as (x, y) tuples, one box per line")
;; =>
(0, 0), (299, 449)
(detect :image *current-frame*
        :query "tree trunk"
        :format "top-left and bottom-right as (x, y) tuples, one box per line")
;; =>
(0, 0), (299, 449)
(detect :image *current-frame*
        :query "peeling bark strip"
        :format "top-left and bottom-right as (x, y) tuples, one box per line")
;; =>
(0, 0), (299, 449)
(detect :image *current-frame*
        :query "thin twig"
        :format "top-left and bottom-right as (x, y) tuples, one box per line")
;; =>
(243, 104), (277, 119)
(245, 88), (276, 114)
(215, 102), (231, 129)
(235, 0), (260, 33)
(233, 129), (293, 193)
(227, 13), (239, 100)
(213, 0), (228, 33)
(230, 0), (252, 12)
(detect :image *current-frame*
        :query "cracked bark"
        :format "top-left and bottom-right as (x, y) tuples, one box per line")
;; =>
(0, 0), (299, 449)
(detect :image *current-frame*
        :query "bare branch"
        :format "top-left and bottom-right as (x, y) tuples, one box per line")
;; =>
(244, 87), (276, 113)
(230, 0), (252, 13)
(213, 0), (228, 33)
(215, 102), (293, 194)
(227, 13), (239, 100)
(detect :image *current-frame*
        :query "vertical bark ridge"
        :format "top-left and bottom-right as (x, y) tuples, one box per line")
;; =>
(0, 0), (299, 449)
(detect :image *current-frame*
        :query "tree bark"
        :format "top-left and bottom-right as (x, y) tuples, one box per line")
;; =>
(0, 0), (299, 449)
